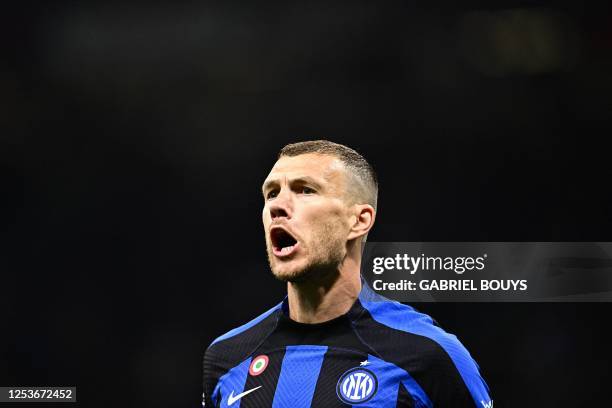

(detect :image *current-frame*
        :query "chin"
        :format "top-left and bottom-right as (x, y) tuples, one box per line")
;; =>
(270, 263), (310, 283)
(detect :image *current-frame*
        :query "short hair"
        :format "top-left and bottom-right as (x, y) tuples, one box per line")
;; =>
(278, 140), (378, 210)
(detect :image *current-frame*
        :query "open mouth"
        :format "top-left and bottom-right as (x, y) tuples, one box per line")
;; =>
(270, 227), (299, 257)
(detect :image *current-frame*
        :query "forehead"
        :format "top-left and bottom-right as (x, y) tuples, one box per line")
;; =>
(264, 153), (346, 186)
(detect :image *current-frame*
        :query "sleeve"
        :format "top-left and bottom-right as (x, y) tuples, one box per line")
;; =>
(419, 345), (492, 407)
(203, 347), (221, 407)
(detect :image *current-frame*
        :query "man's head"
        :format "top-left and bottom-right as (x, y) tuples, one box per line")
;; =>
(262, 140), (378, 283)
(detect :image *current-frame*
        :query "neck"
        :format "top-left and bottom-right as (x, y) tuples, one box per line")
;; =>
(286, 243), (362, 324)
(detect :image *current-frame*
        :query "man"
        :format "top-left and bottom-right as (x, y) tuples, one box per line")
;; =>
(203, 140), (491, 407)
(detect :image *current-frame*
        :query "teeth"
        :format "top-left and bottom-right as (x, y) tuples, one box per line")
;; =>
(280, 245), (294, 254)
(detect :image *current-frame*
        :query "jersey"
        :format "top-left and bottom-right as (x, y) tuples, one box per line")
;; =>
(203, 279), (491, 407)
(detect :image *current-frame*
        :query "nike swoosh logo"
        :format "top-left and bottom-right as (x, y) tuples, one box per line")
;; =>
(227, 386), (262, 406)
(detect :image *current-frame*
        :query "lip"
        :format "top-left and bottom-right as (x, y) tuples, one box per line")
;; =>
(269, 226), (300, 258)
(272, 241), (300, 258)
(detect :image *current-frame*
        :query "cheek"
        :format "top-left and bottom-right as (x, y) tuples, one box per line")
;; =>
(309, 204), (350, 233)
(327, 202), (351, 227)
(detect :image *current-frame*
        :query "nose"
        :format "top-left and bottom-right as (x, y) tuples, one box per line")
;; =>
(269, 189), (292, 220)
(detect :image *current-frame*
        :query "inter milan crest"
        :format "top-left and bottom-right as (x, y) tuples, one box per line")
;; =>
(336, 367), (378, 404)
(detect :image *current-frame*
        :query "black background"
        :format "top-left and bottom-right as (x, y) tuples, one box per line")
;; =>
(2, 0), (612, 406)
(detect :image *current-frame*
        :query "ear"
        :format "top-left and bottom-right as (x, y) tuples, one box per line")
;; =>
(347, 204), (376, 241)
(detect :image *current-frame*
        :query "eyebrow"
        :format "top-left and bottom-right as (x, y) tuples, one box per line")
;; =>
(261, 176), (323, 194)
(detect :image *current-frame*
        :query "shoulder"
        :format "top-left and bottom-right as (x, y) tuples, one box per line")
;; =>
(203, 301), (283, 407)
(358, 290), (463, 358)
(354, 284), (491, 406)
(205, 301), (283, 363)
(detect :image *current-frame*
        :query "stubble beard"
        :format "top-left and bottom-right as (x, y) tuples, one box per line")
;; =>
(267, 222), (346, 283)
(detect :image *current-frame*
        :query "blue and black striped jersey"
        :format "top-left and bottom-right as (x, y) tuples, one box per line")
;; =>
(203, 280), (491, 407)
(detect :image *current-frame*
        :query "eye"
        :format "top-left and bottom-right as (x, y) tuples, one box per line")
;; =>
(301, 186), (316, 195)
(266, 189), (279, 200)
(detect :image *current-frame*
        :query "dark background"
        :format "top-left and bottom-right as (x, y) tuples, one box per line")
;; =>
(2, 0), (612, 406)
